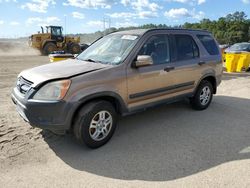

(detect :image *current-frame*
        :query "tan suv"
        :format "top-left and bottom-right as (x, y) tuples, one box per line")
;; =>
(12, 29), (222, 148)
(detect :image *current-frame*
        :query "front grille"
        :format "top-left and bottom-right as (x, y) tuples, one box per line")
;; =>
(16, 77), (33, 95)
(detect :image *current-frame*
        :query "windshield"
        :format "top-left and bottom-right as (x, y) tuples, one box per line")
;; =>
(77, 34), (139, 65)
(229, 43), (250, 51)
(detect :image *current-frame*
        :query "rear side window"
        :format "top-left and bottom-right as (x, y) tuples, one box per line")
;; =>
(197, 35), (219, 55)
(174, 35), (199, 61)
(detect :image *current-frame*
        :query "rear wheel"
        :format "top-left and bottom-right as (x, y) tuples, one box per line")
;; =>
(73, 100), (117, 148)
(68, 43), (81, 54)
(42, 42), (57, 55)
(190, 80), (213, 110)
(80, 43), (89, 52)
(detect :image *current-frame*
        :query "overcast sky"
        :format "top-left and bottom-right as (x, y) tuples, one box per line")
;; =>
(0, 0), (250, 38)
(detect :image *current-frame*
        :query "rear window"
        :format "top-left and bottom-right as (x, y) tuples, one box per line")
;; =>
(197, 35), (219, 55)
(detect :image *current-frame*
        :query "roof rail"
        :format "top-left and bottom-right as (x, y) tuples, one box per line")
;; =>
(146, 28), (210, 33)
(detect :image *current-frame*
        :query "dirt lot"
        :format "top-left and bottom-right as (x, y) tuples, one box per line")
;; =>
(0, 53), (250, 187)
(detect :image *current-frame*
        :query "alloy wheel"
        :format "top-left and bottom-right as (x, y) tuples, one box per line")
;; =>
(89, 111), (113, 141)
(199, 86), (211, 106)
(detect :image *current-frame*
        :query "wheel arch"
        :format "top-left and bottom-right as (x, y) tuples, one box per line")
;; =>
(196, 74), (217, 94)
(70, 92), (128, 130)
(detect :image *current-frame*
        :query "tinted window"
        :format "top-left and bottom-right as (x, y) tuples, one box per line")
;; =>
(138, 35), (170, 65)
(175, 35), (199, 61)
(197, 35), (219, 55)
(51, 27), (62, 36)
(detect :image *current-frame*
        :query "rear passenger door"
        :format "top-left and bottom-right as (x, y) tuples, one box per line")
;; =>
(168, 34), (202, 93)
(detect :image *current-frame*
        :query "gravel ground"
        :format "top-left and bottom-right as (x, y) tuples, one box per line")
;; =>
(0, 55), (250, 188)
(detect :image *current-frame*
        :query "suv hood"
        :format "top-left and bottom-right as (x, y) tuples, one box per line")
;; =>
(19, 59), (109, 87)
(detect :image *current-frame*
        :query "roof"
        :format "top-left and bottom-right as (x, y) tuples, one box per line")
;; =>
(112, 28), (210, 36)
(46, 25), (62, 28)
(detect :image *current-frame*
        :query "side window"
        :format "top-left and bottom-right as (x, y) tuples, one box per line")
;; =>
(52, 28), (61, 36)
(197, 35), (219, 55)
(138, 35), (170, 65)
(175, 35), (199, 61)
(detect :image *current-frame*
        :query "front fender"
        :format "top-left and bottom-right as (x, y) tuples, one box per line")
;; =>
(42, 39), (56, 48)
(78, 91), (127, 112)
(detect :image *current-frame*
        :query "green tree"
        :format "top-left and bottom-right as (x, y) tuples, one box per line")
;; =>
(78, 11), (250, 44)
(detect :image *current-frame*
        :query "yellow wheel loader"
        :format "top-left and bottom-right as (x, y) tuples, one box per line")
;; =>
(29, 26), (83, 55)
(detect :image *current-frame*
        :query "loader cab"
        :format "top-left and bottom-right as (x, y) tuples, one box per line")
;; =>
(46, 26), (64, 42)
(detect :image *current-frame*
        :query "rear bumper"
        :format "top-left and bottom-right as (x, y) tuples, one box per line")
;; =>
(11, 88), (76, 132)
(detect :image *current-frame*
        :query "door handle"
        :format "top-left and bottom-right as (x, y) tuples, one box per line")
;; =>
(198, 61), (206, 66)
(164, 66), (175, 72)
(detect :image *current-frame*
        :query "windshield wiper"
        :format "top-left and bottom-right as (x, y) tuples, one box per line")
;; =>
(83, 58), (107, 64)
(83, 58), (97, 63)
(79, 58), (111, 64)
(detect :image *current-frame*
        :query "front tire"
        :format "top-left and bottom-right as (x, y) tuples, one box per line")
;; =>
(42, 42), (57, 55)
(190, 80), (213, 110)
(73, 101), (117, 148)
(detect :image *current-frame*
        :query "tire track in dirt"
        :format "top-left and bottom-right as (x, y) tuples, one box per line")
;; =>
(0, 54), (53, 169)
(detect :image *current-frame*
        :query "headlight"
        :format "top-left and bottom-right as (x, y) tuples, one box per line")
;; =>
(33, 80), (71, 101)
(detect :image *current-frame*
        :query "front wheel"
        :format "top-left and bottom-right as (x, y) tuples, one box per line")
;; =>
(73, 101), (117, 148)
(42, 42), (57, 55)
(190, 80), (213, 110)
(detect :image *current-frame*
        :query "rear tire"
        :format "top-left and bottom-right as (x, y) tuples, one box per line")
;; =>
(42, 42), (57, 55)
(80, 43), (89, 52)
(68, 43), (81, 54)
(73, 100), (117, 148)
(190, 80), (213, 110)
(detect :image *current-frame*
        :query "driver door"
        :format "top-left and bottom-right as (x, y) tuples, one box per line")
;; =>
(126, 34), (176, 109)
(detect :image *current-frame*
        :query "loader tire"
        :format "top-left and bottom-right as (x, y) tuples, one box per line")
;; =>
(68, 43), (81, 54)
(42, 42), (57, 55)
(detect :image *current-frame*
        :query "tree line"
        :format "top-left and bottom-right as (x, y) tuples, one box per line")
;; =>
(183, 11), (250, 44)
(77, 11), (250, 45)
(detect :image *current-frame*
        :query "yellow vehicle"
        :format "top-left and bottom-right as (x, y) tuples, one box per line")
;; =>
(29, 26), (81, 55)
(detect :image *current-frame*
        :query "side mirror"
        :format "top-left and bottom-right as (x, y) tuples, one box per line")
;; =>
(134, 55), (153, 68)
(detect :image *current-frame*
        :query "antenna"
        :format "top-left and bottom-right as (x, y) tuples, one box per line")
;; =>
(64, 14), (67, 36)
(109, 18), (111, 32)
(103, 17), (106, 31)
(103, 17), (111, 35)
